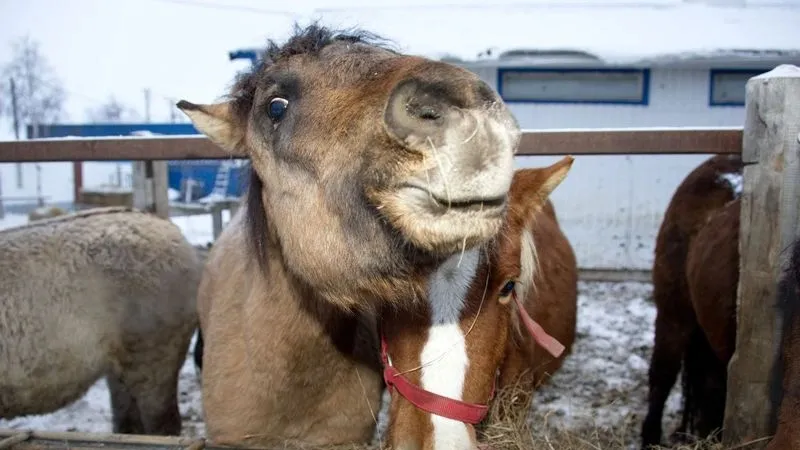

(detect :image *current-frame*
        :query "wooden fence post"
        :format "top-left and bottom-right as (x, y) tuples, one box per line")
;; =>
(723, 64), (800, 448)
(132, 160), (170, 220)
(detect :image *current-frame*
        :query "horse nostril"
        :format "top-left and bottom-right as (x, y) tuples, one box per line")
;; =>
(417, 105), (440, 121)
(384, 78), (453, 145)
(405, 102), (441, 121)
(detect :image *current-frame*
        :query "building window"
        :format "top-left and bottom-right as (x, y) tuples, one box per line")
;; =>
(709, 69), (768, 106)
(497, 68), (650, 105)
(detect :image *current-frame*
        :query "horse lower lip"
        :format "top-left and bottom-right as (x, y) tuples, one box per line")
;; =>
(427, 194), (506, 210)
(402, 185), (506, 210)
(435, 199), (503, 210)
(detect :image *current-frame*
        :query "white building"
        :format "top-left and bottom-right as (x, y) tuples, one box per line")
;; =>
(311, 0), (800, 273)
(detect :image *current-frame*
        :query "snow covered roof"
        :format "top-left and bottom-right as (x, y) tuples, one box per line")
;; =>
(305, 1), (800, 67)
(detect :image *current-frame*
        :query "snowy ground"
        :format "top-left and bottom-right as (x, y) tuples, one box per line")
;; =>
(0, 275), (681, 448)
(526, 282), (682, 446)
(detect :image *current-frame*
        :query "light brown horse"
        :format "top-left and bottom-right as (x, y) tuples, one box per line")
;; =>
(380, 158), (578, 450)
(177, 24), (521, 448)
(641, 154), (745, 448)
(0, 207), (202, 435)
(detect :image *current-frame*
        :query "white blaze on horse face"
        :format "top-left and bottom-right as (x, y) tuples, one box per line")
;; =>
(421, 248), (480, 449)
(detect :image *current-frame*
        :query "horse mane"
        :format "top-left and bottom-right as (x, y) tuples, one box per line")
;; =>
(505, 205), (544, 341)
(233, 23), (394, 269)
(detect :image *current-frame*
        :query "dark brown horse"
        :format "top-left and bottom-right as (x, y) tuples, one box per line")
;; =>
(643, 152), (800, 449)
(178, 24), (521, 448)
(766, 236), (800, 450)
(641, 154), (744, 448)
(380, 158), (578, 450)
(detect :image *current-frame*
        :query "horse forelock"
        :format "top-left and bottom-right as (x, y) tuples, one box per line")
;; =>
(225, 22), (395, 125)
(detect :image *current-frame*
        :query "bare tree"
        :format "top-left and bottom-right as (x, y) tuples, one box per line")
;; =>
(86, 96), (140, 123)
(1, 35), (66, 138)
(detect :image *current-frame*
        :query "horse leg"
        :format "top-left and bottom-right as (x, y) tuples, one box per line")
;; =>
(669, 325), (713, 445)
(692, 350), (728, 442)
(641, 312), (693, 450)
(107, 374), (145, 434)
(117, 335), (188, 436)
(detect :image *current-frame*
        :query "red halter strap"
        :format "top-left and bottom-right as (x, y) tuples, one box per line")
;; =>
(512, 291), (565, 358)
(380, 334), (494, 424)
(379, 292), (565, 424)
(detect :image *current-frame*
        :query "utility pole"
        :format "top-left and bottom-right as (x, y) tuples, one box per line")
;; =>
(10, 78), (23, 189)
(167, 98), (177, 123)
(144, 88), (151, 123)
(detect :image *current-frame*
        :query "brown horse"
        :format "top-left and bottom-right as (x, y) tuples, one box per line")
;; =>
(0, 207), (202, 435)
(380, 158), (578, 450)
(641, 154), (744, 448)
(177, 24), (521, 447)
(767, 236), (800, 450)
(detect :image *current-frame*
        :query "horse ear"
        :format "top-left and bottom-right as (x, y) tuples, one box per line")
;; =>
(510, 155), (574, 221)
(176, 100), (243, 153)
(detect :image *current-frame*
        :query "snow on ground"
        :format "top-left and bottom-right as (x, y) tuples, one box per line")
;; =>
(169, 210), (232, 248)
(0, 213), (29, 230)
(527, 282), (682, 446)
(0, 278), (682, 448)
(0, 162), (132, 205)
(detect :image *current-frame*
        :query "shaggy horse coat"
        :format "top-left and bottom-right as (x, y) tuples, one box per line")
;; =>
(181, 24), (521, 447)
(0, 207), (202, 435)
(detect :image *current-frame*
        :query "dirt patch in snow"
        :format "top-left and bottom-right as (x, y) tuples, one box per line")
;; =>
(0, 281), (682, 449)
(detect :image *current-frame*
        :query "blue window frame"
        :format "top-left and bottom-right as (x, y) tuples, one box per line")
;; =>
(497, 68), (650, 105)
(708, 69), (769, 107)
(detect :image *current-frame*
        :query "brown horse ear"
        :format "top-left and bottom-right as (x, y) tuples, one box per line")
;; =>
(510, 155), (574, 221)
(176, 100), (243, 153)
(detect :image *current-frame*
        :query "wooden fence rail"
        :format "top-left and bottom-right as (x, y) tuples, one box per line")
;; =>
(0, 127), (742, 162)
(0, 429), (233, 450)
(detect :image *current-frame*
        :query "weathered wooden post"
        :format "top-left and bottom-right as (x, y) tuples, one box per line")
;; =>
(723, 64), (800, 448)
(132, 160), (170, 219)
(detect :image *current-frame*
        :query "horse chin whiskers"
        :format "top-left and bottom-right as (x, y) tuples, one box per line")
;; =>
(427, 136), (453, 209)
(457, 235), (468, 268)
(462, 122), (480, 144)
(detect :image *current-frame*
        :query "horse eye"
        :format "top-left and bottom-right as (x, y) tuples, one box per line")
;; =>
(499, 280), (515, 297)
(267, 97), (289, 121)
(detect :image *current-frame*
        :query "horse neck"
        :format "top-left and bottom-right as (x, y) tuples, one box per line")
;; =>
(384, 246), (487, 450)
(258, 245), (372, 352)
